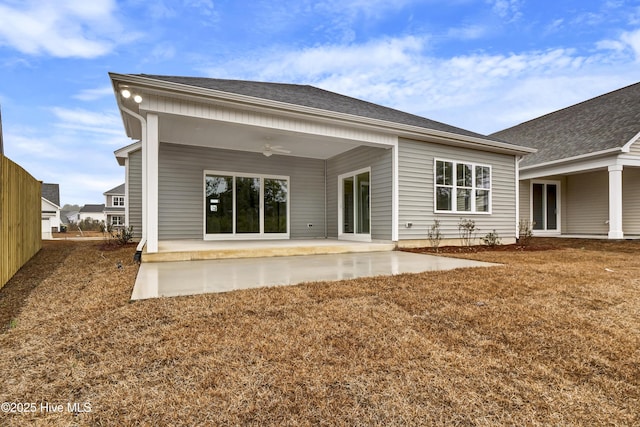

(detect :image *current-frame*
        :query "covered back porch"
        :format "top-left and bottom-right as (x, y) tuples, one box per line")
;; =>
(111, 74), (401, 260)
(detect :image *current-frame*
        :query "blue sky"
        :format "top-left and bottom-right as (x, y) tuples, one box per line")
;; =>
(1, 0), (639, 205)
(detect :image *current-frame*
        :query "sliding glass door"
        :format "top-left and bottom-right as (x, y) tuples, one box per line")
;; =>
(531, 181), (560, 234)
(339, 168), (371, 241)
(205, 172), (289, 239)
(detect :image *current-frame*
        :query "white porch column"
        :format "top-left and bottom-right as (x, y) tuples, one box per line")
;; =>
(608, 164), (624, 239)
(146, 113), (159, 253)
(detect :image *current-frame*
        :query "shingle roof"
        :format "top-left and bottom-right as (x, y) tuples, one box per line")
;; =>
(104, 183), (125, 195)
(42, 183), (60, 207)
(137, 74), (492, 140)
(80, 204), (105, 213)
(491, 82), (640, 167)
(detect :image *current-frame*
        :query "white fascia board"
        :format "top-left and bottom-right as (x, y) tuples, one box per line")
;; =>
(114, 141), (142, 166)
(42, 197), (61, 210)
(621, 130), (640, 153)
(109, 73), (536, 156)
(618, 154), (640, 166)
(520, 152), (620, 180)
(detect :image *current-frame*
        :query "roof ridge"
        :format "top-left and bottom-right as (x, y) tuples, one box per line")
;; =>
(493, 80), (640, 135)
(135, 74), (491, 140)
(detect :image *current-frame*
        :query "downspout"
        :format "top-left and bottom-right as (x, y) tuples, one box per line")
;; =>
(116, 98), (147, 260)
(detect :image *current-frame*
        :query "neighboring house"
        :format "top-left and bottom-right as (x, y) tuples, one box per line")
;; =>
(104, 183), (126, 227)
(79, 204), (106, 223)
(110, 73), (534, 255)
(41, 183), (61, 239)
(492, 82), (640, 239)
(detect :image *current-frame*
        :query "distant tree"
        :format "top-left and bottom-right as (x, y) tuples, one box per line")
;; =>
(61, 204), (81, 213)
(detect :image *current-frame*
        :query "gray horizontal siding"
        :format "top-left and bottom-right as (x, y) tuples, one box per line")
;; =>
(158, 143), (325, 240)
(519, 180), (529, 223)
(398, 138), (517, 241)
(565, 171), (608, 235)
(128, 149), (143, 239)
(623, 167), (640, 234)
(326, 146), (393, 240)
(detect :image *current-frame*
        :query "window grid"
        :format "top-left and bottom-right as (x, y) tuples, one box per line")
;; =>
(435, 160), (491, 214)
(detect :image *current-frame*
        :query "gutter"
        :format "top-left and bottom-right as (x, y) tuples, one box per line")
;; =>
(520, 147), (622, 171)
(113, 85), (148, 259)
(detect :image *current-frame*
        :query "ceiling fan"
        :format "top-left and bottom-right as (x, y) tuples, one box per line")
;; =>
(262, 143), (291, 157)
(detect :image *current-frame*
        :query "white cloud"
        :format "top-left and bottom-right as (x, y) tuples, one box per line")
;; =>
(50, 107), (123, 137)
(596, 28), (640, 61)
(0, 0), (130, 58)
(487, 0), (523, 21)
(447, 24), (489, 40)
(3, 120), (126, 204)
(184, 0), (216, 16)
(201, 33), (640, 134)
(148, 43), (177, 62)
(621, 28), (640, 60)
(73, 86), (114, 101)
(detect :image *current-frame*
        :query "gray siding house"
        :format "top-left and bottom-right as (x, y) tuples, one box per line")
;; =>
(103, 183), (126, 227)
(110, 73), (534, 256)
(492, 82), (640, 239)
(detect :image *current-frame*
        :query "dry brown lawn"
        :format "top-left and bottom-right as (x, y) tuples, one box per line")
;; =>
(1, 239), (638, 426)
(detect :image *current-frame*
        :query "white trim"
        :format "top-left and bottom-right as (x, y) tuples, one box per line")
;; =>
(203, 170), (290, 240)
(433, 158), (492, 215)
(621, 131), (640, 153)
(338, 167), (372, 242)
(520, 148), (621, 176)
(617, 154), (640, 166)
(530, 180), (561, 236)
(607, 165), (624, 239)
(520, 154), (622, 180)
(113, 101), (146, 252)
(114, 140), (142, 166)
(392, 138), (399, 242)
(515, 155), (522, 239)
(124, 157), (130, 227)
(146, 113), (159, 253)
(41, 197), (61, 210)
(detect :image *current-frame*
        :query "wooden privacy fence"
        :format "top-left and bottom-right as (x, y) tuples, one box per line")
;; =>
(1, 154), (42, 289)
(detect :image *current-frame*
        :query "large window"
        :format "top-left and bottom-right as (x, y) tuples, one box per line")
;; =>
(205, 172), (289, 239)
(435, 159), (491, 213)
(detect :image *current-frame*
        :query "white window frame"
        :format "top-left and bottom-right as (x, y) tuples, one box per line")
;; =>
(203, 170), (290, 240)
(111, 216), (124, 226)
(112, 196), (125, 207)
(529, 180), (561, 236)
(338, 167), (372, 242)
(434, 159), (492, 214)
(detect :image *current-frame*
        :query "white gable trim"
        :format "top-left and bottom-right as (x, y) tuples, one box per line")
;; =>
(622, 130), (640, 153)
(42, 197), (61, 210)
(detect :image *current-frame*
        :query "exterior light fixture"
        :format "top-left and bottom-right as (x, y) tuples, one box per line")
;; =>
(120, 88), (131, 98)
(133, 94), (143, 104)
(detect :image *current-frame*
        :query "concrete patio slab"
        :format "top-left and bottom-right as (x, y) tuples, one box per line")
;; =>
(142, 239), (396, 262)
(131, 251), (498, 300)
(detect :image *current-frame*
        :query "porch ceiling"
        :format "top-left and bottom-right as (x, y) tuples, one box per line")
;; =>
(158, 114), (389, 160)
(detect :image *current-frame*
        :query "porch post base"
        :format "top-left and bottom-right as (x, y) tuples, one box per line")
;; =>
(608, 231), (624, 239)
